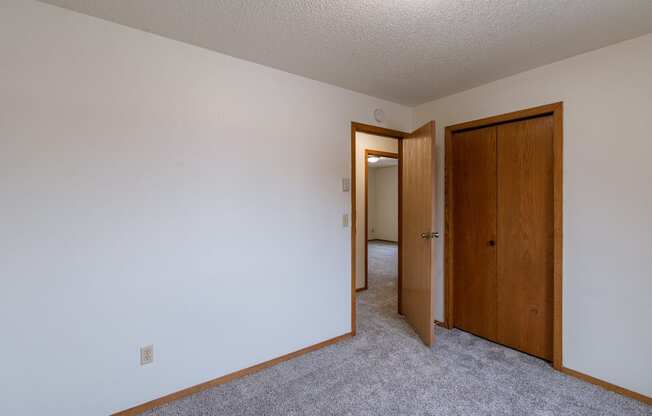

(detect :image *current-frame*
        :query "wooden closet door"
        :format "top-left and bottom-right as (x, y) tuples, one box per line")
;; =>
(497, 116), (554, 360)
(452, 126), (498, 341)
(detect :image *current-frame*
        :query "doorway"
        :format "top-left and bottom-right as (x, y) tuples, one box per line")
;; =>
(364, 149), (399, 293)
(350, 121), (437, 346)
(353, 130), (401, 308)
(444, 103), (563, 368)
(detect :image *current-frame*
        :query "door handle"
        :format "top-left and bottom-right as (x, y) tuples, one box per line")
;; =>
(420, 232), (440, 239)
(488, 240), (496, 246)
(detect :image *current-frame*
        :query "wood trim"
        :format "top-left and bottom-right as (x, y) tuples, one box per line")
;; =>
(443, 102), (563, 366)
(445, 102), (562, 132)
(368, 239), (398, 244)
(113, 333), (353, 416)
(552, 103), (564, 371)
(351, 124), (357, 335)
(352, 122), (408, 139)
(561, 367), (652, 405)
(364, 149), (399, 291)
(363, 149), (368, 293)
(365, 150), (400, 158)
(397, 139), (403, 315)
(351, 122), (407, 328)
(443, 128), (454, 330)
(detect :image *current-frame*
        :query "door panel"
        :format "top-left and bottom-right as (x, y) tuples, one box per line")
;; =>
(451, 126), (498, 341)
(401, 121), (436, 346)
(497, 116), (554, 360)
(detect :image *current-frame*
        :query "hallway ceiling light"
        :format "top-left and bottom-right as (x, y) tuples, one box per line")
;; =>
(368, 156), (380, 163)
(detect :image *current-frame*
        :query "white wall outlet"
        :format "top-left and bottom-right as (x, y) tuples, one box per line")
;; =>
(140, 345), (153, 366)
(342, 178), (350, 192)
(342, 213), (349, 228)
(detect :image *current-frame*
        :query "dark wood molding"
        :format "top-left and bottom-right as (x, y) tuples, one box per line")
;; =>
(113, 333), (352, 416)
(443, 102), (564, 367)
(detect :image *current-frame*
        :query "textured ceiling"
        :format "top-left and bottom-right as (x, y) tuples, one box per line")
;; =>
(39, 0), (652, 105)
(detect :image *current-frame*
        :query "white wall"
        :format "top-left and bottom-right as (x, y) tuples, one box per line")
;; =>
(367, 167), (377, 239)
(0, 1), (412, 415)
(414, 34), (652, 397)
(368, 166), (398, 242)
(355, 133), (398, 289)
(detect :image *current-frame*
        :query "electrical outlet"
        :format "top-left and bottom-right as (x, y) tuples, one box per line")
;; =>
(140, 345), (153, 366)
(342, 213), (349, 227)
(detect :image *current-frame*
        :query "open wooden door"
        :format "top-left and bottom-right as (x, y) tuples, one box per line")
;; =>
(401, 121), (437, 346)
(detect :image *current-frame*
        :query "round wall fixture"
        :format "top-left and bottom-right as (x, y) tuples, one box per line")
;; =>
(373, 108), (385, 123)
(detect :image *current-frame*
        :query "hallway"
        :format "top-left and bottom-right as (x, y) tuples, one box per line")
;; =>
(359, 240), (399, 317)
(142, 241), (649, 415)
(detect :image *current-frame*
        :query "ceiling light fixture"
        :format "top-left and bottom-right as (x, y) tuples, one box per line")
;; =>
(368, 156), (380, 163)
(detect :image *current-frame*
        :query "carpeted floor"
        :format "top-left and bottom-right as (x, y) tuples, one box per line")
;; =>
(143, 241), (651, 415)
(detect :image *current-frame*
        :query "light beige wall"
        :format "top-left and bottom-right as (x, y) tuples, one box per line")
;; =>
(413, 33), (652, 398)
(368, 166), (398, 242)
(355, 133), (398, 289)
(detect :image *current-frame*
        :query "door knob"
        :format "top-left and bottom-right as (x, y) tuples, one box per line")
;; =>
(420, 232), (440, 239)
(488, 240), (496, 246)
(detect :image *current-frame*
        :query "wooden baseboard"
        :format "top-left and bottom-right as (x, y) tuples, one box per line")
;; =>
(112, 333), (352, 416)
(356, 286), (368, 292)
(561, 367), (651, 405)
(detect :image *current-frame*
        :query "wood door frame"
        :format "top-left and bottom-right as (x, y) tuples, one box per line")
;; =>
(351, 122), (407, 335)
(364, 149), (399, 291)
(443, 102), (563, 369)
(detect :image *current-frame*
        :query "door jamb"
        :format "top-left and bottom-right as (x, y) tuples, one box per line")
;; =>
(364, 149), (399, 291)
(351, 122), (407, 336)
(443, 102), (563, 369)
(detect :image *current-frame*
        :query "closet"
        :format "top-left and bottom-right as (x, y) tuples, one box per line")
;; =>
(449, 114), (554, 361)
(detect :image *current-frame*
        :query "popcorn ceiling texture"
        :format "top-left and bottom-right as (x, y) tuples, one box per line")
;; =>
(38, 0), (652, 105)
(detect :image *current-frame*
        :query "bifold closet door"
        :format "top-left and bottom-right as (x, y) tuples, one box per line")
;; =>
(496, 116), (554, 360)
(452, 126), (498, 342)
